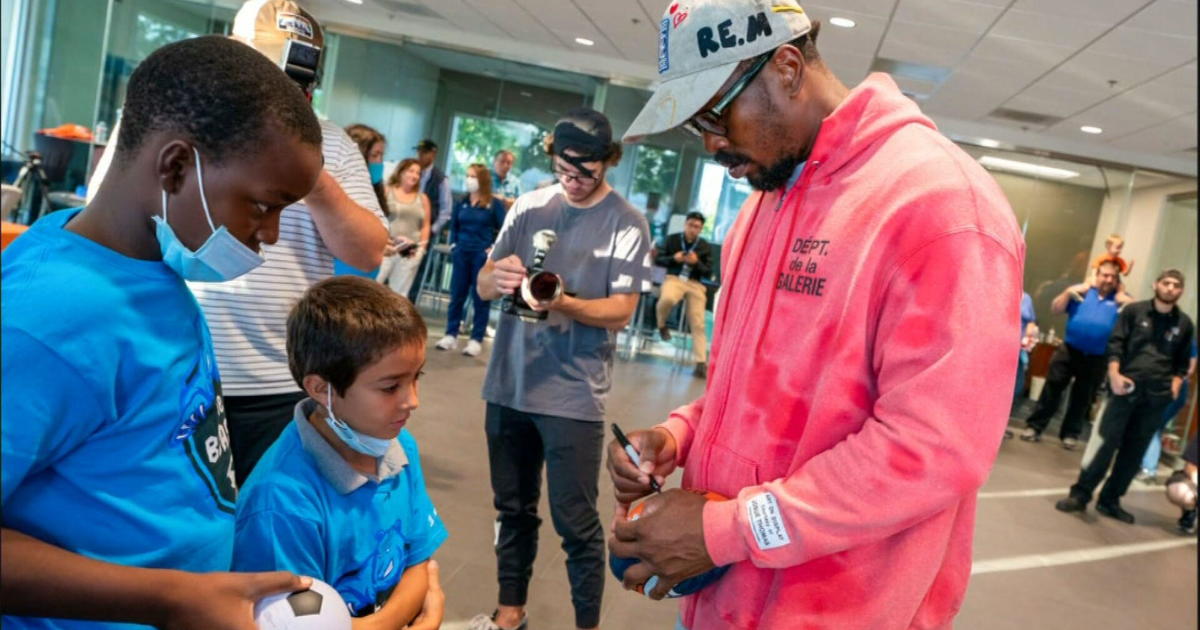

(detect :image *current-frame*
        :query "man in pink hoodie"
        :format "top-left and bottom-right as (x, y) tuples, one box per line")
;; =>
(607, 1), (1025, 628)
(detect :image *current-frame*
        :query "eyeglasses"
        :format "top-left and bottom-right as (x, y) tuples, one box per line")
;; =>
(553, 168), (599, 185)
(682, 51), (773, 138)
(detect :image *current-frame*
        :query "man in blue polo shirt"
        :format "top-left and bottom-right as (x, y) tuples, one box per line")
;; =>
(1020, 259), (1122, 449)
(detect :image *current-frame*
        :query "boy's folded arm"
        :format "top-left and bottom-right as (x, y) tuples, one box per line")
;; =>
(351, 561), (429, 630)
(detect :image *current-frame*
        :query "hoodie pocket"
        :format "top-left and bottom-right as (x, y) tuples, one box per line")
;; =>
(703, 442), (760, 498)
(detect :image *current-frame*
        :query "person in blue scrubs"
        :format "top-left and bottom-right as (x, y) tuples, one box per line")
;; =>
(435, 163), (507, 357)
(1, 36), (324, 629)
(234, 276), (447, 630)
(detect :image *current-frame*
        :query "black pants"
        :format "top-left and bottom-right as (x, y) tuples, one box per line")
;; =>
(1070, 387), (1172, 505)
(226, 390), (307, 486)
(485, 404), (604, 629)
(1025, 343), (1107, 439)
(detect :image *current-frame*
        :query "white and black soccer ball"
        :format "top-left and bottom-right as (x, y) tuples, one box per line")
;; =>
(254, 579), (352, 630)
(1165, 470), (1198, 510)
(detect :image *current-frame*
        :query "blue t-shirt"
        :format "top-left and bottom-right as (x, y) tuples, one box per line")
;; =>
(2, 209), (237, 630)
(1019, 292), (1036, 343)
(233, 401), (447, 617)
(451, 197), (506, 253)
(1064, 287), (1120, 355)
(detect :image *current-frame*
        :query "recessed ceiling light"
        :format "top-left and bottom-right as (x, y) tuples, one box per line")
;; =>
(829, 17), (856, 28)
(978, 138), (1001, 148)
(979, 156), (1079, 180)
(1080, 125), (1103, 134)
(344, 0), (363, 4)
(575, 37), (595, 46)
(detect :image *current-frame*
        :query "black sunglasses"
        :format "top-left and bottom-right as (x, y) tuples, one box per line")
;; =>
(682, 51), (773, 138)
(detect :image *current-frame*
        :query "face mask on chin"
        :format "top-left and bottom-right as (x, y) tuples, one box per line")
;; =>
(323, 387), (393, 458)
(153, 147), (265, 282)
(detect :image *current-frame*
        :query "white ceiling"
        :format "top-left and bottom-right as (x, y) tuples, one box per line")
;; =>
(296, 0), (1197, 176)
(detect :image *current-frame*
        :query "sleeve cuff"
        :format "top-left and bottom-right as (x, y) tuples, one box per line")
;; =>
(703, 497), (749, 567)
(658, 415), (695, 467)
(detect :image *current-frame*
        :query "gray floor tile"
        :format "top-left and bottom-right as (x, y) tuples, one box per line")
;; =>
(410, 319), (1197, 629)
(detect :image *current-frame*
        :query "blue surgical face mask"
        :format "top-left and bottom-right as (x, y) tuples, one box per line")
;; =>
(153, 147), (265, 282)
(324, 388), (393, 458)
(368, 162), (384, 185)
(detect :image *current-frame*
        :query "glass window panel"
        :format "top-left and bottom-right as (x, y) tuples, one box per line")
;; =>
(446, 114), (552, 193)
(692, 158), (752, 244)
(628, 145), (680, 242)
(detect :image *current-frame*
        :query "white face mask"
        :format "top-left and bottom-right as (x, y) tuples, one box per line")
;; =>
(323, 388), (393, 458)
(152, 147), (265, 282)
(465, 176), (480, 194)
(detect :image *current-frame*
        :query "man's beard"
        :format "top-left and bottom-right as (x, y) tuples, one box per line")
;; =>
(715, 150), (806, 192)
(1155, 288), (1180, 304)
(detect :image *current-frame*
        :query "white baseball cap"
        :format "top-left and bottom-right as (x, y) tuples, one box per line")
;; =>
(624, 0), (811, 142)
(232, 0), (325, 88)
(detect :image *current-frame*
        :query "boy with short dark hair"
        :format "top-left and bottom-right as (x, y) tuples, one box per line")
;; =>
(233, 276), (446, 630)
(2, 34), (324, 629)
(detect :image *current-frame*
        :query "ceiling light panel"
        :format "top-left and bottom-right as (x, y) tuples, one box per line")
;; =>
(979, 155), (1080, 179)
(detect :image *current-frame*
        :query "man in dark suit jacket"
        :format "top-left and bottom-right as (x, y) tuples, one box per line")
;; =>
(655, 211), (713, 378)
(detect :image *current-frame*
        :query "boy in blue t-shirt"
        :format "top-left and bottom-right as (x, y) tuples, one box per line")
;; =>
(1, 36), (325, 629)
(233, 276), (448, 629)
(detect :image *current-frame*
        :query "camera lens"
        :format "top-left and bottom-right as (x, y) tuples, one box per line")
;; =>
(528, 272), (561, 301)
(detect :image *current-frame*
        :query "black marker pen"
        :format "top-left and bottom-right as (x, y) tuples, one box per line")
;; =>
(611, 423), (662, 493)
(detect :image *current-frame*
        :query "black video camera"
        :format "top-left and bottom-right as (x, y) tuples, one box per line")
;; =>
(281, 39), (322, 91)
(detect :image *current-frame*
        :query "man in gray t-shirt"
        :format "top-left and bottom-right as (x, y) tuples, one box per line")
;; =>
(482, 187), (651, 420)
(472, 109), (651, 630)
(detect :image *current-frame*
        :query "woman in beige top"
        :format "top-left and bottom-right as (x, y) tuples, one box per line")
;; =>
(377, 158), (432, 296)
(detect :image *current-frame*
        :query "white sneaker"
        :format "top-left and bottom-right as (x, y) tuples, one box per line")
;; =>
(435, 334), (457, 351)
(486, 325), (496, 338)
(463, 339), (482, 357)
(467, 612), (527, 630)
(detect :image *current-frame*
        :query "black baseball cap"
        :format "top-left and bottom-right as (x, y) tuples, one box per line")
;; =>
(415, 139), (438, 152)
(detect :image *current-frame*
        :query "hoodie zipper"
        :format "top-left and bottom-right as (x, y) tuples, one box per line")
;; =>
(704, 161), (820, 486)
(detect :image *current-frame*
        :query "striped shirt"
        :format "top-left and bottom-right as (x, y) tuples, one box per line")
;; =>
(190, 119), (386, 395)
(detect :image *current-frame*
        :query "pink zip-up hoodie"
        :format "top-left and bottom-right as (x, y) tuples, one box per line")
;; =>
(660, 74), (1024, 629)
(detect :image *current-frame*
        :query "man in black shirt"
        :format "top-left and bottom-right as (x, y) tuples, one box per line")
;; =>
(1056, 269), (1194, 524)
(655, 212), (713, 378)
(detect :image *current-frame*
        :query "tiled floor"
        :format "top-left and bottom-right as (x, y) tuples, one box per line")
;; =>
(407, 321), (1197, 630)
